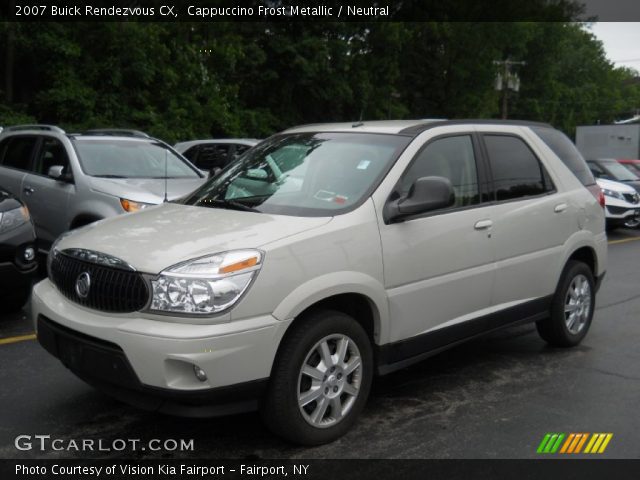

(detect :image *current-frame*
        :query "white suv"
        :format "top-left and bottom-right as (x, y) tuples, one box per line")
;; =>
(596, 178), (640, 229)
(32, 120), (607, 445)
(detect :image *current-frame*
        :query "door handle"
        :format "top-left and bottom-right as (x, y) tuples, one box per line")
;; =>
(554, 203), (568, 213)
(474, 219), (493, 230)
(23, 186), (35, 195)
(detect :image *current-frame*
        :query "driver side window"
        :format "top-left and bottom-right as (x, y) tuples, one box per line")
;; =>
(401, 135), (480, 209)
(35, 137), (70, 176)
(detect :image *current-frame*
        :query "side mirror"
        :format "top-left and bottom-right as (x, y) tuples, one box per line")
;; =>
(48, 165), (72, 182)
(386, 176), (454, 222)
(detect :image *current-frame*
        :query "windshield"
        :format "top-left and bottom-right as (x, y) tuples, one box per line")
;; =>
(624, 162), (640, 175)
(183, 132), (410, 216)
(603, 161), (639, 182)
(74, 139), (201, 178)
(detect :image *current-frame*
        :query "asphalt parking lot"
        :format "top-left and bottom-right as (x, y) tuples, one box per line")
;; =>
(1, 229), (639, 460)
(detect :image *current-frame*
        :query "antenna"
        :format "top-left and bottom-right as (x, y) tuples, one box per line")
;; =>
(163, 148), (169, 203)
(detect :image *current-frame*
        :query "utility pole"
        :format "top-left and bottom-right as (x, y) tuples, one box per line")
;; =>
(493, 59), (525, 119)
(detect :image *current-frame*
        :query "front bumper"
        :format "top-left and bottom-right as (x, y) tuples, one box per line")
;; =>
(604, 205), (640, 223)
(31, 279), (290, 416)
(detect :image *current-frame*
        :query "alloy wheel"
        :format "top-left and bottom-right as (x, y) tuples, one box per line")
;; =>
(297, 334), (363, 428)
(564, 274), (592, 334)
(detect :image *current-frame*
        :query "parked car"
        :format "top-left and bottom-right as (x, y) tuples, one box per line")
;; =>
(0, 188), (37, 313)
(174, 139), (259, 173)
(0, 125), (207, 250)
(617, 158), (640, 176)
(596, 177), (640, 229)
(587, 158), (640, 193)
(32, 120), (606, 445)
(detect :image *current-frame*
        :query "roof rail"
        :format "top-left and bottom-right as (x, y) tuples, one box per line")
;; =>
(83, 129), (150, 138)
(4, 124), (66, 133)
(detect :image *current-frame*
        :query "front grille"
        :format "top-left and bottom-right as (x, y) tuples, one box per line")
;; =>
(49, 252), (149, 313)
(607, 206), (632, 215)
(623, 193), (640, 204)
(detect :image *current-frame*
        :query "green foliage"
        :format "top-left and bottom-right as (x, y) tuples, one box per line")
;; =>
(1, 21), (639, 141)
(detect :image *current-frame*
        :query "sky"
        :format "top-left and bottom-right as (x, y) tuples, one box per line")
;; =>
(589, 22), (640, 72)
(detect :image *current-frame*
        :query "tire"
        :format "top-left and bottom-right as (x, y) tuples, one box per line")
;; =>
(0, 287), (31, 314)
(536, 260), (595, 347)
(261, 309), (373, 445)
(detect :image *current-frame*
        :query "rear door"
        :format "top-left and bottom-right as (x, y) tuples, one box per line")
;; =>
(0, 135), (38, 199)
(22, 136), (73, 244)
(480, 129), (575, 309)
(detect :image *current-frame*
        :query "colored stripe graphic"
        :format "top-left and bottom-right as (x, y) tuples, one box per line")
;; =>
(585, 433), (613, 454)
(539, 433), (613, 454)
(537, 433), (565, 453)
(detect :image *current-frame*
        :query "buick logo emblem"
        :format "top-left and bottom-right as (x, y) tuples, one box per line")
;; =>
(75, 272), (91, 299)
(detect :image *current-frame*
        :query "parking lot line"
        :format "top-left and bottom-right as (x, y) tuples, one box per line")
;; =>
(608, 236), (640, 245)
(0, 333), (36, 346)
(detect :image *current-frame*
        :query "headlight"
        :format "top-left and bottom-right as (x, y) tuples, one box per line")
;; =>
(120, 198), (153, 213)
(601, 188), (624, 200)
(150, 250), (263, 315)
(0, 206), (30, 234)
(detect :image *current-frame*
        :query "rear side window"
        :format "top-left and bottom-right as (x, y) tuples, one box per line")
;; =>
(233, 144), (251, 159)
(531, 127), (595, 186)
(0, 136), (37, 170)
(182, 145), (199, 162)
(199, 144), (231, 170)
(484, 135), (554, 201)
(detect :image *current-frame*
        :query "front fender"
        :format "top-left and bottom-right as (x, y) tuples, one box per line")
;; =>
(271, 271), (390, 345)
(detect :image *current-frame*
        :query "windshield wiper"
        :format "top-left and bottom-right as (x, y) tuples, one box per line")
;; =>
(93, 174), (128, 178)
(205, 199), (261, 213)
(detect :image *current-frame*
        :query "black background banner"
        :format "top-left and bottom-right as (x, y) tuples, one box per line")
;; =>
(3, 459), (640, 480)
(1, 0), (640, 22)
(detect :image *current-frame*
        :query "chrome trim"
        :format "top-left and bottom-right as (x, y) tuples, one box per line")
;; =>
(60, 248), (137, 271)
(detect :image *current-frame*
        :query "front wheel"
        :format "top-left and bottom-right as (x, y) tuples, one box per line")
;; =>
(536, 260), (595, 347)
(261, 309), (373, 445)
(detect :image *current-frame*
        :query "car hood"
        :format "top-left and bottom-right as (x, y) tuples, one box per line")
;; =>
(88, 176), (207, 204)
(596, 178), (637, 193)
(57, 203), (332, 273)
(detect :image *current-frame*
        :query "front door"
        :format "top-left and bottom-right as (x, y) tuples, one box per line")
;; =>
(22, 136), (74, 244)
(378, 133), (496, 349)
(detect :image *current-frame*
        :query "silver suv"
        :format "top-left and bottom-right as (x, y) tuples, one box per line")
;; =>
(32, 120), (607, 445)
(0, 125), (207, 249)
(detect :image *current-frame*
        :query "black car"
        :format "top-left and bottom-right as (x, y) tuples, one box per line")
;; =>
(587, 158), (640, 193)
(0, 188), (37, 313)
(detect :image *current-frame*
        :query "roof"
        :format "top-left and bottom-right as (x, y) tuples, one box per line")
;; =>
(174, 138), (259, 151)
(283, 119), (553, 136)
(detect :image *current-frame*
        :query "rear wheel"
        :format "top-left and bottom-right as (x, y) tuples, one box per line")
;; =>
(262, 309), (373, 445)
(536, 260), (595, 347)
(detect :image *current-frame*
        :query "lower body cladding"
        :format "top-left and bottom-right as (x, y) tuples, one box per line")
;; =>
(31, 279), (291, 417)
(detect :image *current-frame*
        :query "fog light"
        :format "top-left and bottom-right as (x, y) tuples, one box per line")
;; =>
(23, 247), (35, 262)
(193, 365), (207, 382)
